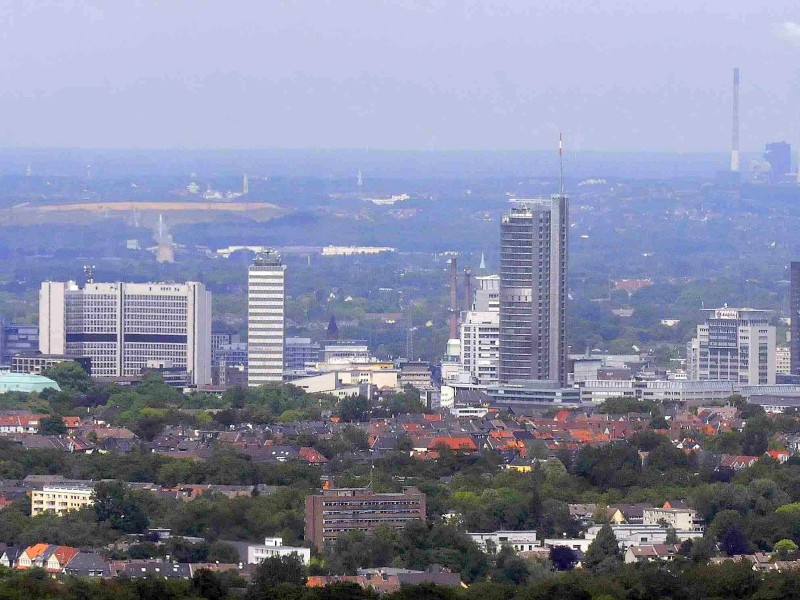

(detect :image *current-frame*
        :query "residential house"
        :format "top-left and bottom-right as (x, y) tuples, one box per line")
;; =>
(16, 543), (50, 569)
(624, 544), (681, 564)
(45, 546), (79, 572)
(62, 552), (109, 577)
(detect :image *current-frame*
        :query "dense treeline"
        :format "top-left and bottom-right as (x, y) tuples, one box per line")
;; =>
(7, 558), (800, 600)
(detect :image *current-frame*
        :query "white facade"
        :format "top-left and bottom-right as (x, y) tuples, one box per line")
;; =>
(642, 508), (703, 532)
(467, 530), (538, 553)
(39, 281), (211, 385)
(776, 346), (791, 375)
(460, 311), (499, 385)
(247, 537), (310, 565)
(248, 252), (286, 386)
(586, 524), (703, 550)
(687, 307), (776, 385)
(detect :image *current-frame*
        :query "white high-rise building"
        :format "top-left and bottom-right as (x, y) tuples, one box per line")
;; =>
(687, 307), (776, 385)
(39, 281), (211, 385)
(248, 251), (286, 386)
(460, 311), (500, 385)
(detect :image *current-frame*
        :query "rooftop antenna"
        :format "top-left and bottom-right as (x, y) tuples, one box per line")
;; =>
(83, 265), (95, 285)
(559, 133), (564, 197)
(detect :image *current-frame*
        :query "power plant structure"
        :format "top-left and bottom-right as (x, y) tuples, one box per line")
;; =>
(155, 213), (176, 264)
(731, 67), (740, 173)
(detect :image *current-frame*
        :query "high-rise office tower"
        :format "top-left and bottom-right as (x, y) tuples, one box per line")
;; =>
(498, 195), (568, 385)
(247, 250), (286, 386)
(687, 307), (775, 385)
(791, 262), (800, 375)
(39, 281), (211, 385)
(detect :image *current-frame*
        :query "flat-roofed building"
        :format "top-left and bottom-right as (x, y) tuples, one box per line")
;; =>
(247, 251), (286, 386)
(39, 281), (211, 385)
(31, 486), (94, 517)
(305, 487), (426, 550)
(687, 307), (776, 385)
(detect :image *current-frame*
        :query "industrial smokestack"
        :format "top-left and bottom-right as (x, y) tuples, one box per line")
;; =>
(463, 268), (472, 313)
(448, 257), (458, 339)
(731, 67), (740, 172)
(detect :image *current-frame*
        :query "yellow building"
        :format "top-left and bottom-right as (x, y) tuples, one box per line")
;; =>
(31, 486), (94, 516)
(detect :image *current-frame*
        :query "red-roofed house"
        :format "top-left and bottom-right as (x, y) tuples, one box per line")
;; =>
(428, 437), (477, 453)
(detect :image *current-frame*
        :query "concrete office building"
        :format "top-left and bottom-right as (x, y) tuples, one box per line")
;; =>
(305, 487), (426, 550)
(285, 337), (321, 373)
(460, 310), (499, 385)
(11, 354), (91, 376)
(0, 322), (39, 365)
(39, 281), (211, 385)
(499, 196), (568, 385)
(687, 307), (775, 385)
(247, 251), (286, 386)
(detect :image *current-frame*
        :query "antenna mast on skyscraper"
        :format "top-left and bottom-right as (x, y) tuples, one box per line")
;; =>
(559, 133), (564, 197)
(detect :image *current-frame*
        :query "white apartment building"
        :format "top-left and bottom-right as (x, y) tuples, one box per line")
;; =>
(39, 281), (211, 385)
(643, 507), (703, 533)
(248, 251), (286, 386)
(687, 307), (776, 385)
(460, 311), (499, 385)
(31, 486), (94, 516)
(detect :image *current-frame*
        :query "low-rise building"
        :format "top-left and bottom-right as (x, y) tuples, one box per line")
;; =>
(643, 506), (703, 532)
(30, 485), (94, 516)
(246, 537), (311, 565)
(467, 531), (538, 553)
(624, 544), (681, 564)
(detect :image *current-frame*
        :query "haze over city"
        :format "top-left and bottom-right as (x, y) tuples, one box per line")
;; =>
(0, 1), (798, 151)
(4, 3), (800, 599)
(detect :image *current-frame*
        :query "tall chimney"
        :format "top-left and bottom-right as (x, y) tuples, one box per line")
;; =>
(463, 268), (472, 312)
(731, 67), (740, 172)
(448, 257), (458, 339)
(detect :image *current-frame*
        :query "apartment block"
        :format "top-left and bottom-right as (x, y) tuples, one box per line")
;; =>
(305, 487), (426, 550)
(31, 486), (94, 516)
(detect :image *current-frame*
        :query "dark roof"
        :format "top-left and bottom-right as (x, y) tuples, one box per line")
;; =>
(63, 552), (109, 575)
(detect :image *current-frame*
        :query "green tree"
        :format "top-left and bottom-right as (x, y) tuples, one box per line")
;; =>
(43, 361), (92, 393)
(246, 554), (307, 598)
(38, 415), (67, 436)
(94, 480), (149, 533)
(773, 539), (799, 560)
(583, 524), (622, 572)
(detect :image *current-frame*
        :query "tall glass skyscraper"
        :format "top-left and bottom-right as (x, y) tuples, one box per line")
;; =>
(498, 195), (568, 385)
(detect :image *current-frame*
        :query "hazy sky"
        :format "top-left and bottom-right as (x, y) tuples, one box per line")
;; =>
(1, 0), (799, 151)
